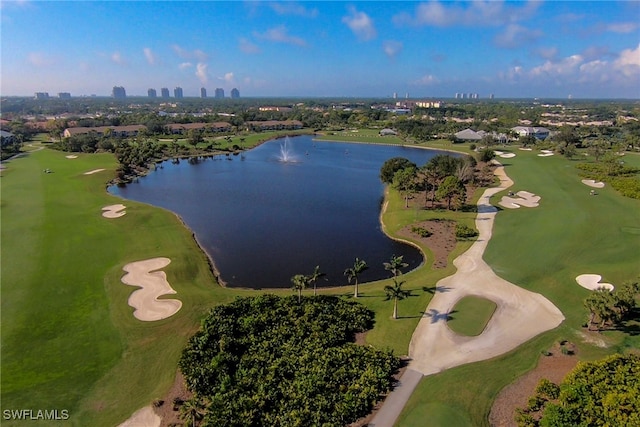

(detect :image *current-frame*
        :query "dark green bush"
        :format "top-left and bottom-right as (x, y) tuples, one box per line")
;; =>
(455, 223), (478, 239)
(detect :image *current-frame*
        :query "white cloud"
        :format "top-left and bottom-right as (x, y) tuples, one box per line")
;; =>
(494, 24), (542, 49)
(606, 22), (639, 33)
(195, 62), (209, 84)
(239, 38), (260, 54)
(172, 44), (208, 61)
(414, 74), (439, 85)
(111, 51), (126, 65)
(342, 6), (376, 41)
(269, 2), (318, 18)
(536, 47), (558, 60)
(222, 72), (235, 84)
(383, 40), (403, 59)
(393, 0), (540, 27)
(27, 52), (54, 67)
(179, 62), (193, 70)
(614, 43), (640, 77)
(143, 47), (157, 65)
(254, 26), (306, 46)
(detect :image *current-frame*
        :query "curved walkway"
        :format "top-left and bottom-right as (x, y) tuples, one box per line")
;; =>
(370, 162), (564, 426)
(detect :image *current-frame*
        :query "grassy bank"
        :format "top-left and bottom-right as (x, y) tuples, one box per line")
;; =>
(395, 147), (640, 427)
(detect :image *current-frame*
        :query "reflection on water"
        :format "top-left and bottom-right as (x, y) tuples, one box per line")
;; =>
(109, 136), (453, 289)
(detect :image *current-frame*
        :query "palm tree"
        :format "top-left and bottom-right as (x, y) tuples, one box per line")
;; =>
(383, 255), (408, 278)
(179, 396), (206, 427)
(291, 274), (308, 303)
(308, 265), (325, 296)
(344, 258), (368, 298)
(384, 278), (411, 319)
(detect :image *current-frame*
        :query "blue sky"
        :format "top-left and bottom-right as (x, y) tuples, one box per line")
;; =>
(1, 1), (639, 98)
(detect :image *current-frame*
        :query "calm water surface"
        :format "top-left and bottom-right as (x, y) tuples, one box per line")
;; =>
(109, 136), (452, 288)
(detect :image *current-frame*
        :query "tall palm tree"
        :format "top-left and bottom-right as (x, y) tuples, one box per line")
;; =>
(179, 396), (206, 427)
(308, 265), (325, 296)
(383, 255), (408, 278)
(291, 274), (308, 303)
(344, 258), (368, 298)
(384, 278), (411, 319)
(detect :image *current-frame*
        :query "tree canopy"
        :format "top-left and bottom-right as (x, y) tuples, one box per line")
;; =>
(179, 295), (400, 427)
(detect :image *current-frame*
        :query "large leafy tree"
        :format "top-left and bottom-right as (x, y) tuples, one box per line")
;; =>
(380, 157), (417, 184)
(392, 166), (418, 208)
(436, 175), (466, 210)
(528, 354), (640, 427)
(179, 295), (400, 427)
(344, 258), (368, 298)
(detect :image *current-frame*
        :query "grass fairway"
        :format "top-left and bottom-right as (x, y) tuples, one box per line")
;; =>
(0, 147), (252, 426)
(448, 296), (497, 336)
(395, 148), (640, 427)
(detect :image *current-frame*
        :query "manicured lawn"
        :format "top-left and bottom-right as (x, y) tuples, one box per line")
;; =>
(0, 147), (258, 426)
(3, 136), (637, 427)
(447, 296), (497, 336)
(394, 146), (640, 427)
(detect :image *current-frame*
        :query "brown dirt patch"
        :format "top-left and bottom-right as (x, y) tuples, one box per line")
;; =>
(489, 343), (579, 427)
(397, 219), (457, 268)
(154, 371), (192, 427)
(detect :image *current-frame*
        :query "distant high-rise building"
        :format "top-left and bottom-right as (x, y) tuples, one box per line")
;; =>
(200, 87), (207, 98)
(58, 92), (71, 99)
(148, 88), (157, 98)
(393, 92), (397, 99)
(174, 87), (183, 98)
(215, 88), (224, 98)
(161, 87), (170, 98)
(112, 86), (127, 99)
(230, 88), (240, 99)
(489, 94), (494, 99)
(34, 92), (50, 100)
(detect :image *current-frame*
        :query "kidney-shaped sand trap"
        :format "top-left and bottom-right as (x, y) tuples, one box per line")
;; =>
(581, 179), (605, 188)
(102, 204), (127, 218)
(121, 257), (182, 321)
(499, 190), (541, 209)
(538, 150), (554, 157)
(576, 274), (614, 291)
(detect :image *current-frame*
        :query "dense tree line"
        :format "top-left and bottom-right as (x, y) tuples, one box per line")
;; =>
(516, 354), (640, 427)
(179, 295), (400, 427)
(584, 281), (639, 331)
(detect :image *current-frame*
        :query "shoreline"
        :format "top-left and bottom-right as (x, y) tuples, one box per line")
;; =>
(110, 133), (472, 291)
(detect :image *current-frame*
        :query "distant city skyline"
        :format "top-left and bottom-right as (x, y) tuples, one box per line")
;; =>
(2, 1), (639, 98)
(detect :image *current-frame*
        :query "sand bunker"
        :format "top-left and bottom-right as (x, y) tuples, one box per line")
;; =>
(102, 204), (127, 218)
(117, 406), (160, 427)
(499, 190), (541, 209)
(84, 168), (105, 175)
(494, 151), (516, 159)
(576, 274), (614, 291)
(121, 257), (182, 321)
(519, 147), (533, 151)
(538, 150), (554, 157)
(65, 155), (78, 159)
(581, 179), (605, 188)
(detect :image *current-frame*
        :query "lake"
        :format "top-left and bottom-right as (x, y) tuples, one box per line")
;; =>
(109, 135), (453, 289)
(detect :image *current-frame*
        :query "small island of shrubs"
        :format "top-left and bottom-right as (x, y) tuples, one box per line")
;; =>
(179, 295), (400, 426)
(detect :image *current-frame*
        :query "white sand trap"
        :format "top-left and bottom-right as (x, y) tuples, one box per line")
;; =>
(519, 147), (532, 151)
(499, 153), (516, 158)
(576, 274), (614, 291)
(494, 150), (505, 155)
(65, 155), (78, 159)
(582, 179), (605, 188)
(499, 190), (541, 209)
(84, 168), (105, 175)
(102, 204), (127, 218)
(121, 257), (182, 321)
(117, 406), (160, 427)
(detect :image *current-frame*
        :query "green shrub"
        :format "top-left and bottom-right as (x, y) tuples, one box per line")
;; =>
(455, 223), (479, 239)
(535, 379), (560, 400)
(411, 225), (433, 237)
